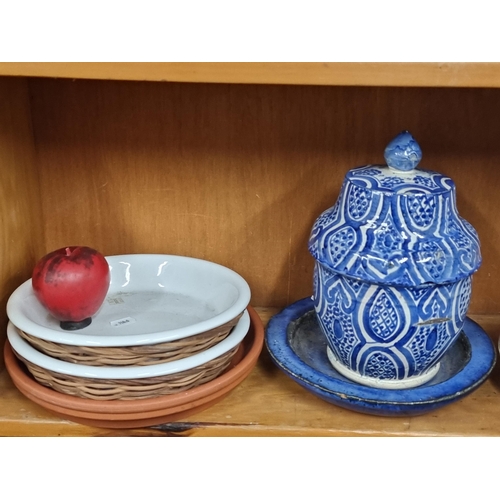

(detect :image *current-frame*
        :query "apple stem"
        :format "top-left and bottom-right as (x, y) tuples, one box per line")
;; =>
(60, 317), (92, 330)
(65, 247), (72, 256)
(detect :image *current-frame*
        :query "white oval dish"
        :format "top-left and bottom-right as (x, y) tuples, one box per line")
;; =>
(7, 254), (251, 347)
(7, 310), (250, 379)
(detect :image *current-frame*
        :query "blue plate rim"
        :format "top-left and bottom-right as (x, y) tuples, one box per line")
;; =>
(265, 297), (497, 406)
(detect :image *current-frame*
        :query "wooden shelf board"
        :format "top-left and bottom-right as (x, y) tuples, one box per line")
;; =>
(1, 308), (500, 437)
(1, 63), (500, 88)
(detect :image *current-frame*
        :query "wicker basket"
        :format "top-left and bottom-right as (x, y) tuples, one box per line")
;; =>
(17, 312), (243, 367)
(14, 344), (240, 400)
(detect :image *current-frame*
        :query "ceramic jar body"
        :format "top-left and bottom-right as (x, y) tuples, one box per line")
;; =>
(308, 134), (481, 389)
(313, 262), (472, 387)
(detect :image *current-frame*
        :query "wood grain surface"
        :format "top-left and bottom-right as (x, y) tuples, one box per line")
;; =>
(27, 77), (500, 313)
(1, 63), (500, 88)
(0, 78), (44, 370)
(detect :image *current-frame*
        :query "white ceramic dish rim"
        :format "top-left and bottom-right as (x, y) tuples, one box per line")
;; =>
(6, 254), (251, 346)
(7, 310), (250, 380)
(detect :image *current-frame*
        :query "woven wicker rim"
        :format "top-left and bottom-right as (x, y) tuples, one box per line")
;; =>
(3, 305), (263, 414)
(17, 313), (242, 367)
(14, 344), (240, 400)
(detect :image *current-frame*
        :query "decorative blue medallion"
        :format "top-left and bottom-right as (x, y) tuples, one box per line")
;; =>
(308, 131), (481, 389)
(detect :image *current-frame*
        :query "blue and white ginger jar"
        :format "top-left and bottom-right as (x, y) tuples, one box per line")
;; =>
(308, 131), (481, 389)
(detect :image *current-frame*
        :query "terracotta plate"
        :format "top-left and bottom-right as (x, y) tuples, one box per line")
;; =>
(33, 397), (231, 429)
(4, 306), (264, 427)
(9, 359), (252, 421)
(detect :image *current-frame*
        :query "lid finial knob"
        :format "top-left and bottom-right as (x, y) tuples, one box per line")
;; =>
(384, 131), (422, 172)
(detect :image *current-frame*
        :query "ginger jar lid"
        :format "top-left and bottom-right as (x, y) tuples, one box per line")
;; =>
(308, 131), (481, 287)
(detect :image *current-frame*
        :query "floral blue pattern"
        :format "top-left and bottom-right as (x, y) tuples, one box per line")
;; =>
(313, 264), (471, 380)
(308, 131), (481, 387)
(309, 165), (481, 287)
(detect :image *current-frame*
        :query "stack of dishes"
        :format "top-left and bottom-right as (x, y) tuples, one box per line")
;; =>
(265, 297), (496, 417)
(4, 254), (263, 428)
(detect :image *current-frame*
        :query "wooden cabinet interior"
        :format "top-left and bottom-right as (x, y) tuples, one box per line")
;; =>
(1, 66), (500, 435)
(0, 78), (43, 370)
(3, 76), (500, 350)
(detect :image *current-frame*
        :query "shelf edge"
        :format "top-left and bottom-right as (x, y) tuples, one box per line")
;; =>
(1, 63), (500, 88)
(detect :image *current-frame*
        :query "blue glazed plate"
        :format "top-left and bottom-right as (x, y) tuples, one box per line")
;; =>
(265, 297), (497, 417)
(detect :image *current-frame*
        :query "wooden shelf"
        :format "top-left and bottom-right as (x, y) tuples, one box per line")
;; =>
(2, 66), (500, 436)
(1, 62), (500, 88)
(1, 308), (499, 437)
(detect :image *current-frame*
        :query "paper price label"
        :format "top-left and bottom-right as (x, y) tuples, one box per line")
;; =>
(110, 317), (136, 327)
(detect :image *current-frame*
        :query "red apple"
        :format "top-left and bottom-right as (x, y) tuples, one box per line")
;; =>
(32, 246), (111, 330)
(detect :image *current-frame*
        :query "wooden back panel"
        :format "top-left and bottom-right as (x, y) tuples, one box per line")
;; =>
(26, 78), (500, 314)
(0, 78), (44, 368)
